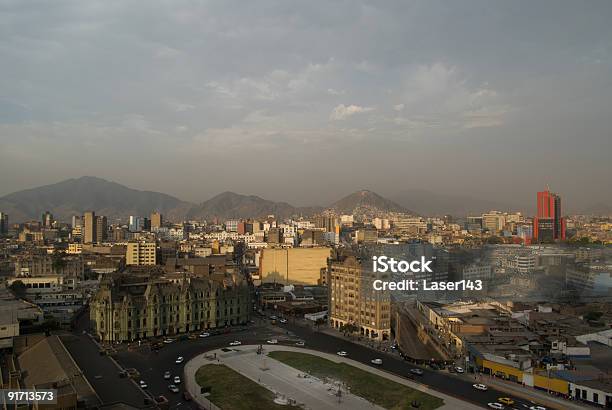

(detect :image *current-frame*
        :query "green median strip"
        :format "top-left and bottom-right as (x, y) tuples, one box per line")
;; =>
(268, 351), (444, 410)
(195, 364), (300, 410)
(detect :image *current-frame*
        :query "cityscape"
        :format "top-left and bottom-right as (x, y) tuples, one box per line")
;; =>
(0, 180), (610, 409)
(1, 1), (612, 410)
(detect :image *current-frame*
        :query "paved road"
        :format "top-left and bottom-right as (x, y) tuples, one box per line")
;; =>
(278, 321), (567, 410)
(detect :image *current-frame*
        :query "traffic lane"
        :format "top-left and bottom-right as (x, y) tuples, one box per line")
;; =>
(280, 323), (549, 410)
(114, 329), (277, 408)
(61, 333), (147, 408)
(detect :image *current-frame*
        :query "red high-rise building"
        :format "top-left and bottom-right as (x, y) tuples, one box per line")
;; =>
(533, 188), (565, 242)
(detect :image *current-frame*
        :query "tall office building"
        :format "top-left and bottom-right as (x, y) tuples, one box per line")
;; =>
(71, 215), (82, 228)
(96, 215), (108, 243)
(42, 211), (54, 227)
(151, 212), (163, 229)
(0, 212), (8, 234)
(534, 189), (565, 242)
(83, 211), (97, 244)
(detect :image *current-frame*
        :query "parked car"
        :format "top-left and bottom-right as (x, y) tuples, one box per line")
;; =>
(175, 356), (184, 364)
(472, 383), (488, 391)
(529, 406), (546, 410)
(199, 332), (210, 338)
(139, 380), (148, 389)
(163, 371), (171, 380)
(295, 341), (305, 347)
(371, 358), (383, 365)
(454, 366), (464, 373)
(279, 318), (287, 323)
(410, 368), (424, 375)
(267, 339), (278, 344)
(336, 351), (348, 357)
(487, 403), (503, 410)
(168, 384), (179, 393)
(173, 376), (181, 384)
(229, 341), (242, 346)
(163, 338), (174, 344)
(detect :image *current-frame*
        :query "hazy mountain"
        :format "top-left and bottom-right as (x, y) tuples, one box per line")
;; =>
(188, 191), (321, 220)
(391, 189), (527, 217)
(330, 190), (412, 215)
(0, 176), (192, 222)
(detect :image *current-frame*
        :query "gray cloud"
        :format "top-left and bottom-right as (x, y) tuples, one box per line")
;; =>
(0, 0), (611, 210)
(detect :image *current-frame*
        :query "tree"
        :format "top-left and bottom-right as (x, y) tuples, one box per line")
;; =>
(9, 280), (27, 299)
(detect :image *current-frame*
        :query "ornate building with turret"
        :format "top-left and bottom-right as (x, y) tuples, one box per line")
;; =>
(90, 272), (250, 342)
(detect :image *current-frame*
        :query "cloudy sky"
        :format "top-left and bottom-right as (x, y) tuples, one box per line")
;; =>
(1, 0), (611, 210)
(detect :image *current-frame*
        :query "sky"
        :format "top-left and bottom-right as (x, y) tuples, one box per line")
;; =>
(1, 0), (611, 209)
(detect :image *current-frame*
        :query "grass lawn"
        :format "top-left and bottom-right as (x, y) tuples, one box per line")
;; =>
(268, 351), (444, 410)
(195, 364), (299, 410)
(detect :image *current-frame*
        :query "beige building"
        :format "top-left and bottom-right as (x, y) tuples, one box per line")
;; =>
(151, 211), (163, 229)
(259, 247), (331, 285)
(126, 241), (157, 265)
(83, 211), (96, 243)
(328, 253), (391, 341)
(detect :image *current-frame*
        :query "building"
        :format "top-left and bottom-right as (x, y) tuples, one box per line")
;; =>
(482, 211), (506, 234)
(328, 253), (391, 341)
(41, 211), (54, 227)
(126, 241), (157, 265)
(89, 274), (250, 341)
(259, 247), (331, 285)
(534, 189), (566, 241)
(96, 215), (108, 243)
(83, 211), (96, 244)
(151, 211), (163, 229)
(0, 212), (8, 234)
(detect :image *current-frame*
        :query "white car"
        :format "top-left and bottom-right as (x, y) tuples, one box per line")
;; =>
(472, 383), (488, 391)
(139, 380), (148, 388)
(168, 384), (179, 393)
(295, 341), (305, 347)
(199, 332), (210, 338)
(229, 341), (242, 346)
(279, 318), (287, 323)
(163, 371), (171, 380)
(371, 358), (383, 365)
(267, 339), (278, 344)
(529, 407), (546, 410)
(487, 403), (504, 410)
(173, 376), (181, 384)
(336, 351), (348, 357)
(175, 356), (184, 364)
(410, 368), (424, 376)
(454, 366), (464, 373)
(163, 338), (174, 344)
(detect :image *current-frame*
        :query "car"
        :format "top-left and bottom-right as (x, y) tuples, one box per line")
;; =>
(371, 358), (383, 365)
(270, 315), (278, 320)
(410, 368), (424, 375)
(472, 383), (488, 391)
(173, 376), (181, 384)
(279, 318), (287, 323)
(199, 332), (210, 338)
(454, 366), (464, 373)
(498, 397), (514, 405)
(295, 341), (305, 347)
(336, 351), (348, 357)
(168, 384), (179, 393)
(175, 356), (184, 364)
(139, 380), (148, 388)
(529, 406), (546, 410)
(163, 371), (171, 380)
(267, 339), (278, 344)
(229, 341), (242, 346)
(163, 338), (174, 344)
(487, 404), (504, 410)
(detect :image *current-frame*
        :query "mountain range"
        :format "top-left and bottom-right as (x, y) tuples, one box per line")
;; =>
(0, 177), (410, 222)
(2, 176), (607, 223)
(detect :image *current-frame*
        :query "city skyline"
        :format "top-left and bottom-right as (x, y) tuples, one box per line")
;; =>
(1, 1), (611, 208)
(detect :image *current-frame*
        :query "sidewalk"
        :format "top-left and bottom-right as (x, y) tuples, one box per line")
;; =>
(184, 345), (480, 410)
